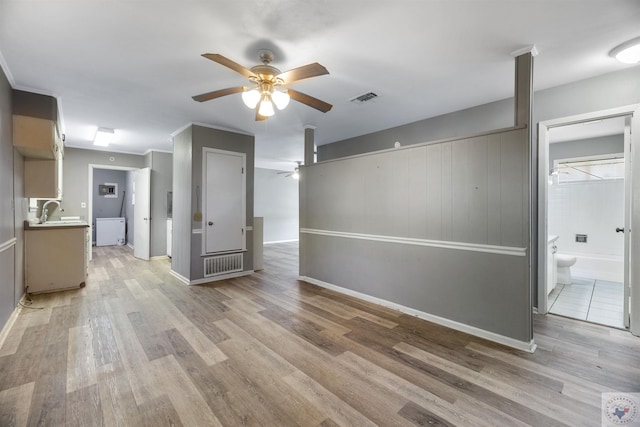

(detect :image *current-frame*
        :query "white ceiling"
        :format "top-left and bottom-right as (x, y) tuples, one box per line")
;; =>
(1, 1), (639, 171)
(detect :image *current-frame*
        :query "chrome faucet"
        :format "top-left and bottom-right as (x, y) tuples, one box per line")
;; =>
(40, 200), (61, 223)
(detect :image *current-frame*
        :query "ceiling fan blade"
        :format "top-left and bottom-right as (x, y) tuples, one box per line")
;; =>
(288, 89), (333, 113)
(255, 109), (268, 121)
(277, 63), (329, 84)
(192, 86), (246, 102)
(201, 53), (255, 79)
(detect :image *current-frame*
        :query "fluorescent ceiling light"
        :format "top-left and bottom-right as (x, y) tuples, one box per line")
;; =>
(94, 127), (114, 146)
(610, 37), (640, 64)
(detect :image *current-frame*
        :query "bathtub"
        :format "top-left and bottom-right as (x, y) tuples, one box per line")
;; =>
(568, 253), (624, 283)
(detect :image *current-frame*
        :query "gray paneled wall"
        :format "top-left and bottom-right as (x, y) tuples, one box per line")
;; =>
(301, 127), (531, 344)
(305, 128), (527, 248)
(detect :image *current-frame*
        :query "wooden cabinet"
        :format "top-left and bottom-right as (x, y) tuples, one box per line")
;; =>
(24, 159), (60, 198)
(13, 115), (61, 159)
(13, 90), (64, 198)
(25, 225), (88, 294)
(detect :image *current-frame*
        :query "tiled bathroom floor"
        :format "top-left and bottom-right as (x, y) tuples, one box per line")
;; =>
(548, 277), (625, 329)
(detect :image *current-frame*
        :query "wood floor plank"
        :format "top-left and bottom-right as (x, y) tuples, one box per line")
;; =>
(0, 381), (34, 427)
(149, 354), (223, 427)
(1, 242), (639, 426)
(394, 341), (599, 426)
(66, 324), (98, 393)
(98, 369), (144, 426)
(398, 401), (453, 427)
(147, 289), (228, 366)
(282, 370), (377, 427)
(65, 383), (102, 427)
(137, 394), (184, 427)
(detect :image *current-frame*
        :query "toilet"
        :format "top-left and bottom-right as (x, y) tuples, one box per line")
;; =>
(556, 254), (577, 285)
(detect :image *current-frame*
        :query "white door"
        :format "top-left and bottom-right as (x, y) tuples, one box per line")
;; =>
(134, 167), (151, 260)
(204, 149), (245, 254)
(623, 116), (632, 328)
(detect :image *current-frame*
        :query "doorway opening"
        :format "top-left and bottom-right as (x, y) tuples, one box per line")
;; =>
(546, 118), (625, 328)
(537, 105), (640, 335)
(88, 164), (150, 261)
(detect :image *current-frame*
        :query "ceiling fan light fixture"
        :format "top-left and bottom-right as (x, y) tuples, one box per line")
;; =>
(242, 88), (261, 109)
(292, 170), (300, 180)
(610, 36), (640, 64)
(272, 90), (290, 110)
(258, 95), (275, 117)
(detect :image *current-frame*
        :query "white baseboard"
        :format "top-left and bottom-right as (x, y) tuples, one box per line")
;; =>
(299, 276), (537, 353)
(190, 270), (254, 285)
(127, 243), (134, 250)
(0, 296), (24, 351)
(169, 269), (190, 285)
(264, 239), (299, 245)
(170, 269), (254, 286)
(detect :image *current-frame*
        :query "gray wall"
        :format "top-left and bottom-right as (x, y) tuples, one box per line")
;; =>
(62, 147), (171, 256)
(317, 66), (640, 309)
(63, 147), (145, 219)
(254, 168), (299, 243)
(319, 67), (640, 161)
(171, 126), (192, 278)
(149, 151), (173, 257)
(549, 134), (623, 169)
(92, 169), (126, 242)
(171, 124), (255, 281)
(0, 65), (16, 330)
(301, 128), (531, 342)
(190, 125), (254, 279)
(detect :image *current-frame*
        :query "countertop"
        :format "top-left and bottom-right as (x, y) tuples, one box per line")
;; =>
(25, 220), (89, 230)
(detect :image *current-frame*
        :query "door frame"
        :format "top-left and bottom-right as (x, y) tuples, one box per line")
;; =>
(87, 164), (142, 261)
(201, 147), (247, 255)
(537, 104), (640, 335)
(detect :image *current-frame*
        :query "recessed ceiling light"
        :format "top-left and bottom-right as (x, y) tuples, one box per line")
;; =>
(94, 127), (114, 146)
(610, 36), (640, 64)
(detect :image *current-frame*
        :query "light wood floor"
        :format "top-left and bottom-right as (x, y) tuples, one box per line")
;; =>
(1, 242), (639, 426)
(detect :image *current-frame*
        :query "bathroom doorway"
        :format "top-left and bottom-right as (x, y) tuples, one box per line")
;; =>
(547, 119), (625, 328)
(537, 105), (640, 335)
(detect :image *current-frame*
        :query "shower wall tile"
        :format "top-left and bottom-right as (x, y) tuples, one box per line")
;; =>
(548, 179), (624, 256)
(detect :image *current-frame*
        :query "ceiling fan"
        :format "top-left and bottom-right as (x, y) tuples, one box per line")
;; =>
(193, 49), (332, 121)
(277, 161), (302, 179)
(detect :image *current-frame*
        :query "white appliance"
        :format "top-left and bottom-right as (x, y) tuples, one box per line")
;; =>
(96, 217), (126, 246)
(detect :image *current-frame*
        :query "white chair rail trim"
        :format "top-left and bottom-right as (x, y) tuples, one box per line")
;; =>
(300, 228), (526, 257)
(0, 238), (17, 254)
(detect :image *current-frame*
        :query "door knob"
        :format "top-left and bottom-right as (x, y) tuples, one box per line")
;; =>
(208, 221), (214, 226)
(616, 227), (624, 233)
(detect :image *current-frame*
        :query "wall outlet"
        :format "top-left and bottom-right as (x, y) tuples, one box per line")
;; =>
(576, 234), (587, 243)
(81, 202), (86, 208)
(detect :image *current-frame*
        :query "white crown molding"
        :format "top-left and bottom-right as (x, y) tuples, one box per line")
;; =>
(510, 44), (539, 57)
(0, 49), (16, 87)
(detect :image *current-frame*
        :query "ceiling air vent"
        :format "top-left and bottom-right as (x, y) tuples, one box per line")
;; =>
(349, 92), (378, 103)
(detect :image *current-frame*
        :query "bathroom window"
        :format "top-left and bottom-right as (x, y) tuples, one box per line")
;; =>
(554, 156), (624, 184)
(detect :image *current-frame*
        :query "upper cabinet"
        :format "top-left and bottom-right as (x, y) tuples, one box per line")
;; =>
(12, 90), (62, 159)
(13, 90), (65, 198)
